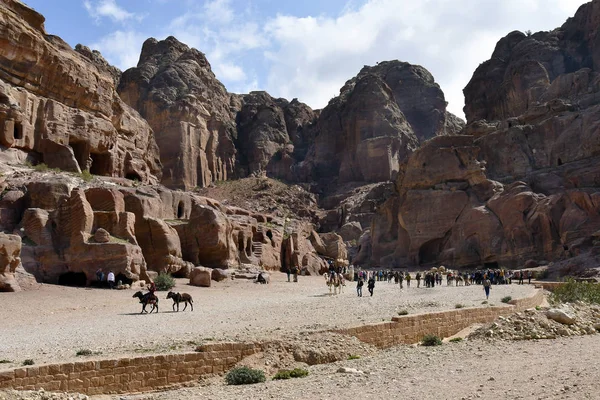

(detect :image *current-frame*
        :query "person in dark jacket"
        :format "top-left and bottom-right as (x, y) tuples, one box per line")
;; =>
(367, 277), (375, 296)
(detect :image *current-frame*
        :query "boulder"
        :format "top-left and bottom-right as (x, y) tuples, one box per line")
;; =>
(546, 308), (576, 325)
(338, 222), (363, 242)
(0, 233), (22, 292)
(190, 267), (212, 287)
(211, 268), (233, 282)
(93, 228), (110, 243)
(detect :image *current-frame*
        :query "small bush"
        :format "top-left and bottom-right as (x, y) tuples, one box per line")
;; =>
(397, 309), (409, 316)
(550, 279), (600, 305)
(481, 300), (488, 305)
(154, 272), (175, 291)
(449, 337), (463, 343)
(501, 296), (512, 304)
(80, 170), (93, 182)
(225, 366), (266, 385)
(272, 368), (309, 380)
(347, 355), (360, 360)
(535, 305), (542, 311)
(22, 359), (34, 366)
(33, 163), (49, 172)
(421, 335), (442, 347)
(455, 304), (464, 309)
(0, 359), (12, 364)
(76, 349), (93, 356)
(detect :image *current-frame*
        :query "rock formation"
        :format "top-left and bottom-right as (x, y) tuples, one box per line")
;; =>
(0, 0), (161, 182)
(296, 61), (464, 185)
(0, 232), (22, 291)
(369, 2), (600, 269)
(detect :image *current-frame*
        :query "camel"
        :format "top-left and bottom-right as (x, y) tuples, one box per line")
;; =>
(324, 272), (345, 295)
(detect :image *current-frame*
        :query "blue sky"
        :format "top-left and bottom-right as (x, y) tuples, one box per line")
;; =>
(22, 0), (588, 118)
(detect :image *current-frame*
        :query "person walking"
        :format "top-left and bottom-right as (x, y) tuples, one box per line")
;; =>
(286, 266), (291, 282)
(483, 277), (492, 299)
(367, 276), (375, 296)
(416, 272), (421, 288)
(405, 272), (411, 288)
(356, 278), (364, 297)
(107, 270), (115, 289)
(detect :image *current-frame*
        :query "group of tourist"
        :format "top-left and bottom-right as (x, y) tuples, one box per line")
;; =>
(95, 268), (116, 289)
(350, 266), (536, 298)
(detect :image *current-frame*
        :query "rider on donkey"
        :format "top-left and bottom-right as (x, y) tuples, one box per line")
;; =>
(141, 280), (157, 303)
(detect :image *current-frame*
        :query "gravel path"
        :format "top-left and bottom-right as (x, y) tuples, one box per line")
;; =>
(0, 273), (535, 369)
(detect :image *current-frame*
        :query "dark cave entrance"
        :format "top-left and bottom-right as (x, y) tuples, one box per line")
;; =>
(114, 273), (133, 286)
(557, 158), (563, 166)
(418, 238), (443, 265)
(13, 121), (23, 140)
(58, 271), (87, 287)
(126, 172), (142, 182)
(69, 140), (89, 171)
(90, 153), (112, 176)
(484, 261), (499, 269)
(177, 201), (185, 219)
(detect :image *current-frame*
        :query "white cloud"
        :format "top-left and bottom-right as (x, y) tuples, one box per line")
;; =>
(84, 0), (143, 23)
(214, 62), (246, 82)
(262, 0), (588, 118)
(203, 0), (234, 24)
(90, 30), (147, 70)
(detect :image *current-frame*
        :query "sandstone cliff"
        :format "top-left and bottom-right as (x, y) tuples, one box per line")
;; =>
(370, 1), (600, 270)
(297, 61), (464, 185)
(0, 0), (161, 183)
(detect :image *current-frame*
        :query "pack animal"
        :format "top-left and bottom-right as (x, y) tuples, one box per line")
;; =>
(132, 291), (158, 314)
(166, 291), (193, 312)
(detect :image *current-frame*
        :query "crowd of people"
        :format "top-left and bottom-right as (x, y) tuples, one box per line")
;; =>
(351, 267), (537, 297)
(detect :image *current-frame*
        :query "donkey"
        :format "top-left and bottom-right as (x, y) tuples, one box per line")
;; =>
(166, 291), (193, 312)
(132, 291), (158, 314)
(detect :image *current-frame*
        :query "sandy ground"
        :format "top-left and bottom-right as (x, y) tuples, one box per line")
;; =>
(0, 273), (535, 369)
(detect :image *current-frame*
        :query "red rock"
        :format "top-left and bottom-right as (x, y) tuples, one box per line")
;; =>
(0, 232), (22, 291)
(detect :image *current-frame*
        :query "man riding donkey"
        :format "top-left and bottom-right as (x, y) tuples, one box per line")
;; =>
(140, 280), (158, 304)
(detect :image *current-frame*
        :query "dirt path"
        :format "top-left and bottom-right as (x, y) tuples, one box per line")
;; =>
(0, 274), (535, 369)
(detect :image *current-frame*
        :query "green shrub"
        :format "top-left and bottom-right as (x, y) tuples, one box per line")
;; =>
(0, 359), (12, 364)
(225, 366), (266, 385)
(154, 272), (175, 291)
(33, 163), (49, 172)
(501, 296), (512, 304)
(347, 355), (360, 360)
(397, 309), (409, 316)
(272, 368), (309, 380)
(22, 359), (34, 366)
(76, 349), (93, 356)
(421, 335), (442, 347)
(455, 304), (464, 309)
(481, 300), (488, 305)
(535, 305), (542, 311)
(550, 279), (600, 305)
(449, 337), (463, 343)
(80, 170), (93, 182)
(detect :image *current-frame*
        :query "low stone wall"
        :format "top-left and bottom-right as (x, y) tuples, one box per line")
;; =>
(0, 342), (262, 395)
(335, 289), (544, 348)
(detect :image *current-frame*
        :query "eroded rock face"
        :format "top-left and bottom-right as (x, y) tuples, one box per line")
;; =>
(118, 37), (238, 190)
(0, 0), (161, 183)
(298, 61), (464, 185)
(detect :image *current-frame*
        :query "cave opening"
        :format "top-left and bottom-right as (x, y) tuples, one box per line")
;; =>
(177, 201), (185, 219)
(126, 172), (142, 182)
(114, 273), (133, 286)
(484, 261), (499, 269)
(90, 153), (112, 176)
(418, 238), (443, 265)
(557, 158), (563, 166)
(13, 121), (23, 140)
(58, 271), (87, 287)
(69, 140), (89, 171)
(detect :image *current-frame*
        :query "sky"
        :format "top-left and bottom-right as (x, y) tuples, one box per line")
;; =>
(22, 0), (588, 119)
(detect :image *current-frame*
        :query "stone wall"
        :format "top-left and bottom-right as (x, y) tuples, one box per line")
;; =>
(0, 342), (262, 395)
(335, 289), (544, 348)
